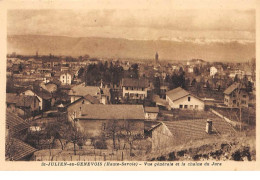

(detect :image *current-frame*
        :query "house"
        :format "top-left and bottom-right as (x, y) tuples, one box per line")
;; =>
(188, 66), (194, 73)
(166, 87), (205, 110)
(66, 94), (100, 117)
(210, 66), (218, 77)
(60, 72), (72, 85)
(224, 83), (249, 108)
(145, 122), (173, 151)
(70, 104), (145, 137)
(121, 78), (149, 100)
(69, 83), (101, 103)
(159, 82), (170, 99)
(21, 89), (52, 111)
(100, 87), (111, 104)
(42, 82), (58, 93)
(229, 69), (245, 79)
(6, 93), (40, 116)
(144, 107), (160, 120)
(163, 117), (237, 146)
(6, 111), (37, 161)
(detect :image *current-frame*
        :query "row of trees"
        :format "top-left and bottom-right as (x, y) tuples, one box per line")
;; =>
(78, 62), (139, 86)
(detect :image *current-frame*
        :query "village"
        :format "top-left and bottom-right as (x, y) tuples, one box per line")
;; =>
(6, 51), (256, 161)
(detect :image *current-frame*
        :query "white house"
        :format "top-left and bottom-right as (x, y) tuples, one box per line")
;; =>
(188, 66), (194, 73)
(60, 72), (72, 85)
(121, 78), (149, 100)
(166, 87), (204, 110)
(210, 66), (218, 77)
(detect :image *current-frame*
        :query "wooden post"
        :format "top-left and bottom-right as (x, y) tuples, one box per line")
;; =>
(121, 151), (124, 161)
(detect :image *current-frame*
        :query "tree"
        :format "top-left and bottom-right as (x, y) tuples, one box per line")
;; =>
(106, 120), (120, 149)
(131, 63), (139, 78)
(153, 77), (161, 95)
(234, 75), (239, 82)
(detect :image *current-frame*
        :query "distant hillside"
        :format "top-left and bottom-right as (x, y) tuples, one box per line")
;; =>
(7, 35), (255, 62)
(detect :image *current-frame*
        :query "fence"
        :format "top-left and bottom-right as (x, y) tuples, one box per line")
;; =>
(33, 148), (146, 161)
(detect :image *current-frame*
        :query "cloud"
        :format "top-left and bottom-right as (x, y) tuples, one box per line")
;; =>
(7, 9), (255, 41)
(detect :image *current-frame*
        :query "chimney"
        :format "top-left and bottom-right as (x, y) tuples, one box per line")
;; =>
(206, 119), (213, 134)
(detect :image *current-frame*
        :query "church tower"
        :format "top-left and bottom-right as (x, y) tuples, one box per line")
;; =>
(155, 52), (159, 64)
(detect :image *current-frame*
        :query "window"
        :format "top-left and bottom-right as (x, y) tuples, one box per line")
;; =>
(142, 88), (144, 91)
(179, 105), (183, 108)
(82, 100), (85, 104)
(242, 100), (246, 104)
(190, 105), (193, 109)
(188, 97), (191, 101)
(131, 87), (134, 90)
(63, 76), (65, 79)
(184, 105), (188, 109)
(126, 87), (128, 90)
(243, 95), (247, 98)
(233, 100), (236, 104)
(195, 105), (198, 109)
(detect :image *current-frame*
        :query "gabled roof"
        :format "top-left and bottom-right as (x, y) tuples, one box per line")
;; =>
(28, 89), (52, 100)
(7, 93), (40, 107)
(224, 83), (239, 95)
(7, 138), (37, 161)
(65, 94), (100, 108)
(77, 104), (145, 120)
(163, 118), (237, 145)
(6, 111), (30, 134)
(84, 94), (100, 104)
(144, 106), (159, 113)
(166, 87), (190, 102)
(122, 78), (149, 88)
(69, 83), (100, 97)
(6, 93), (18, 104)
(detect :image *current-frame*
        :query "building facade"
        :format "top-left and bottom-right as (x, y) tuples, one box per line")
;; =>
(166, 87), (205, 110)
(121, 78), (149, 100)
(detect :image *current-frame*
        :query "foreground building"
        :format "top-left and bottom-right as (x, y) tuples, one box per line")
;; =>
(166, 87), (205, 110)
(69, 104), (145, 137)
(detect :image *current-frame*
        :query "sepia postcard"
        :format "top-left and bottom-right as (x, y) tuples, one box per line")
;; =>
(0, 0), (259, 171)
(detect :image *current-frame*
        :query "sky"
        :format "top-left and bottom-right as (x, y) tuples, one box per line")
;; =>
(7, 9), (255, 44)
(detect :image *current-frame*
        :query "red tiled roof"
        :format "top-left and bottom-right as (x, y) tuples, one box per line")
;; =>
(78, 104), (145, 120)
(122, 78), (149, 88)
(6, 111), (30, 134)
(6, 138), (37, 161)
(163, 117), (236, 145)
(166, 87), (190, 102)
(144, 106), (159, 113)
(69, 83), (100, 97)
(224, 83), (239, 95)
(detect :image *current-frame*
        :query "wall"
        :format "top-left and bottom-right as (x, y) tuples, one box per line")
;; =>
(167, 95), (204, 110)
(60, 73), (72, 85)
(122, 87), (147, 99)
(77, 119), (145, 138)
(224, 91), (249, 108)
(67, 98), (92, 121)
(150, 123), (173, 152)
(145, 112), (158, 120)
(70, 96), (81, 103)
(23, 90), (43, 110)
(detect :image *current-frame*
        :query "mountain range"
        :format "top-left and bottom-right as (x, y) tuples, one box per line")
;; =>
(7, 35), (255, 62)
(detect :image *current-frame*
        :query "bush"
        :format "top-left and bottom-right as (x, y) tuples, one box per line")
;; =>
(94, 140), (107, 149)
